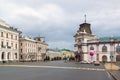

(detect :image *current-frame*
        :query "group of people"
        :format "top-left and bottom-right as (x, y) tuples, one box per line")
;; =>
(63, 54), (81, 62)
(63, 56), (75, 62)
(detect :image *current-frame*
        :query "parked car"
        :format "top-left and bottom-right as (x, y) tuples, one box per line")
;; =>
(80, 60), (91, 64)
(94, 61), (100, 66)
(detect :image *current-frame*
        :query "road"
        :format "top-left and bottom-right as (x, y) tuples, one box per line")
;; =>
(0, 61), (114, 80)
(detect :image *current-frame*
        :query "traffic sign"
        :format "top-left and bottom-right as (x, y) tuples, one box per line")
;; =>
(110, 51), (114, 61)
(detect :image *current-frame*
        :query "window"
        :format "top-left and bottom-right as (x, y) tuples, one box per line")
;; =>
(15, 44), (17, 49)
(6, 33), (8, 38)
(90, 46), (94, 50)
(21, 49), (23, 53)
(102, 45), (107, 52)
(21, 43), (22, 46)
(11, 43), (13, 47)
(7, 42), (9, 47)
(15, 36), (17, 40)
(20, 55), (23, 59)
(11, 35), (13, 39)
(15, 53), (17, 59)
(116, 46), (120, 53)
(1, 32), (3, 37)
(7, 53), (10, 59)
(1, 41), (4, 47)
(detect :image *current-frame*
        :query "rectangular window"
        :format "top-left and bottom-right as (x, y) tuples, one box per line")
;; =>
(11, 43), (13, 47)
(1, 32), (3, 37)
(21, 49), (23, 53)
(15, 36), (17, 40)
(11, 35), (13, 39)
(6, 33), (8, 38)
(1, 41), (4, 47)
(21, 43), (22, 46)
(15, 44), (17, 49)
(7, 42), (9, 47)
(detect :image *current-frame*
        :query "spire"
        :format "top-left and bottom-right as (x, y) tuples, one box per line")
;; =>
(84, 14), (86, 23)
(79, 14), (92, 34)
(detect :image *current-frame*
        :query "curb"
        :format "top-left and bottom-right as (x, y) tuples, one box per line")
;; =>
(108, 71), (119, 80)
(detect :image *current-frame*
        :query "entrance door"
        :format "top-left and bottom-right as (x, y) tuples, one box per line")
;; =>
(102, 55), (107, 62)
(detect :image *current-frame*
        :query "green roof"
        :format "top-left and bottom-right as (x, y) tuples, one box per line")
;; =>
(60, 49), (70, 51)
(100, 36), (120, 42)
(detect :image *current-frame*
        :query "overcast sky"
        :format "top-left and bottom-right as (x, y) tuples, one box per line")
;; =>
(0, 0), (120, 50)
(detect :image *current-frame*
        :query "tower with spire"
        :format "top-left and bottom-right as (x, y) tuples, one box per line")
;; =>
(79, 14), (92, 34)
(74, 15), (98, 62)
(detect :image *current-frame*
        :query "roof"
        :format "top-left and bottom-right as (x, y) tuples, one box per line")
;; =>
(48, 49), (61, 52)
(60, 49), (70, 51)
(0, 19), (10, 28)
(100, 36), (120, 42)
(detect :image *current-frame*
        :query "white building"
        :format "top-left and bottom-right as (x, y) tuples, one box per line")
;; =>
(19, 36), (48, 61)
(0, 19), (21, 62)
(74, 21), (120, 62)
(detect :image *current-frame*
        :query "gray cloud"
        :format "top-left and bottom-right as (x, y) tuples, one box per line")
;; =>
(0, 0), (120, 50)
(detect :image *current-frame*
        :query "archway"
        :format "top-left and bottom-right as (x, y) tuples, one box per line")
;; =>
(102, 55), (107, 62)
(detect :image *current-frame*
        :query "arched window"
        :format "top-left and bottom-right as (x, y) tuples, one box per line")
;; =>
(90, 46), (94, 50)
(116, 46), (120, 53)
(102, 45), (107, 52)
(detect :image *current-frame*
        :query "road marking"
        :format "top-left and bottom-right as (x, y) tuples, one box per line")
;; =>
(106, 71), (112, 80)
(0, 65), (105, 71)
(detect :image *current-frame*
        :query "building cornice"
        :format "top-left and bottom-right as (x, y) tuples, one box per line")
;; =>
(0, 25), (21, 33)
(87, 41), (120, 45)
(20, 38), (48, 46)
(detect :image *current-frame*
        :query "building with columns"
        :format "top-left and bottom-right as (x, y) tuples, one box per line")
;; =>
(19, 36), (48, 61)
(74, 21), (120, 62)
(0, 19), (21, 62)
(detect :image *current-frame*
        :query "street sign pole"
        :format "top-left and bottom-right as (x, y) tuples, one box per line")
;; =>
(110, 56), (112, 70)
(110, 51), (114, 70)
